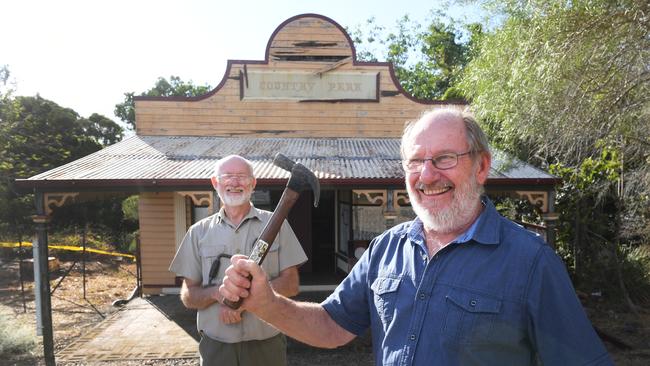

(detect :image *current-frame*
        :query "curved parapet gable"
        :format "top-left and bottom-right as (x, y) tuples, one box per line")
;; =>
(134, 13), (465, 137)
(266, 13), (355, 61)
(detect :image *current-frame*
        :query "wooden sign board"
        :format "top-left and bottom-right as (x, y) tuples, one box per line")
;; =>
(242, 71), (379, 101)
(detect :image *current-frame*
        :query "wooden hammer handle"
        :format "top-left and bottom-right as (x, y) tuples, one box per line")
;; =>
(223, 189), (300, 310)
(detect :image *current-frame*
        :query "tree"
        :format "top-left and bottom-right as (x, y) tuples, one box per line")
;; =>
(0, 96), (120, 176)
(115, 76), (211, 130)
(0, 77), (124, 240)
(0, 65), (11, 97)
(462, 0), (649, 162)
(350, 12), (482, 100)
(460, 0), (650, 308)
(83, 113), (124, 146)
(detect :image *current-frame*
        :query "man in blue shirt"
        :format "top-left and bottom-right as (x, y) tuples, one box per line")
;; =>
(219, 108), (613, 365)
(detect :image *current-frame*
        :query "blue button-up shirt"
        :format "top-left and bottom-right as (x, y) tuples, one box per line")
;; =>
(322, 199), (612, 365)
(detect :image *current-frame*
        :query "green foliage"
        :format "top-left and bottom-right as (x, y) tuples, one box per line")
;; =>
(549, 151), (621, 282)
(125, 229), (140, 253)
(0, 305), (36, 358)
(548, 145), (650, 304)
(115, 76), (211, 130)
(49, 229), (113, 250)
(119, 195), (140, 253)
(461, 0), (649, 165)
(84, 113), (124, 145)
(620, 246), (650, 304)
(348, 17), (384, 62)
(0, 96), (93, 239)
(0, 65), (8, 82)
(121, 195), (139, 222)
(493, 196), (543, 225)
(0, 65), (11, 97)
(0, 66), (124, 242)
(459, 0), (650, 304)
(350, 12), (482, 99)
(551, 146), (621, 191)
(1, 96), (102, 176)
(49, 195), (140, 253)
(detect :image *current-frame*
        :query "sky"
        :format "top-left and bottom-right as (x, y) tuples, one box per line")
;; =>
(3, 0), (483, 130)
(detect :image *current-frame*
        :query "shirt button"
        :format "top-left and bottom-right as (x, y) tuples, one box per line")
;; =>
(470, 300), (477, 307)
(419, 293), (426, 300)
(410, 334), (416, 341)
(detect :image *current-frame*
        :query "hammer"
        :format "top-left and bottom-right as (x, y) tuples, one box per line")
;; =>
(223, 153), (320, 309)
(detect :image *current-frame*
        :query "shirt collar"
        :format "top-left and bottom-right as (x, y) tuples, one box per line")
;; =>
(216, 203), (262, 226)
(465, 197), (501, 245)
(406, 196), (501, 247)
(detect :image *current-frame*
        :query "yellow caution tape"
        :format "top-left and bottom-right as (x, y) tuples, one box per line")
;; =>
(0, 241), (135, 260)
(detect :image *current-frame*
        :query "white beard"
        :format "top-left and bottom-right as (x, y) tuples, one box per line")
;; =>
(218, 190), (252, 206)
(408, 173), (483, 234)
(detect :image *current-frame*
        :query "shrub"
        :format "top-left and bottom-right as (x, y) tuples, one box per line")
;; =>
(621, 245), (650, 305)
(0, 305), (36, 358)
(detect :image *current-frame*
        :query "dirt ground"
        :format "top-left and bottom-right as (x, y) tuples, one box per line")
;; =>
(0, 250), (649, 365)
(0, 251), (373, 366)
(0, 252), (139, 365)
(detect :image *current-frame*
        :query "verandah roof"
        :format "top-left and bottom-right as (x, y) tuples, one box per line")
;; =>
(17, 135), (558, 190)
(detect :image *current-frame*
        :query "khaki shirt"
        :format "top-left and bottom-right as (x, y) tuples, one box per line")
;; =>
(169, 205), (307, 343)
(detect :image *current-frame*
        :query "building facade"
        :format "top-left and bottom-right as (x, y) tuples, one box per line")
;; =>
(19, 14), (559, 295)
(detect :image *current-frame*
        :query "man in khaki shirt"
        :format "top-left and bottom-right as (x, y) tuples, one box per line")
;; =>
(169, 154), (307, 366)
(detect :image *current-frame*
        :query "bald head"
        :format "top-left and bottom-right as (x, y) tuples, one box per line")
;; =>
(213, 155), (254, 178)
(400, 108), (490, 161)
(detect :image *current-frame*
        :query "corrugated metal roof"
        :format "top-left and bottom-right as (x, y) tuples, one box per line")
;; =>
(20, 135), (556, 187)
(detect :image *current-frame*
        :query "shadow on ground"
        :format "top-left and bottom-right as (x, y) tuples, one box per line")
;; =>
(145, 295), (199, 341)
(146, 291), (374, 365)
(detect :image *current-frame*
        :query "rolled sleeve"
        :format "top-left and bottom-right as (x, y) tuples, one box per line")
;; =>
(322, 249), (371, 336)
(169, 228), (202, 282)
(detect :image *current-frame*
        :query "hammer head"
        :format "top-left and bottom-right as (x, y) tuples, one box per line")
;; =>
(273, 153), (320, 207)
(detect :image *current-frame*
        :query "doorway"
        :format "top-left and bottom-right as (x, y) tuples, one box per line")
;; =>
(311, 190), (335, 274)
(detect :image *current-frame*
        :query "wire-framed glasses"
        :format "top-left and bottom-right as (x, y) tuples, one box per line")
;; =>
(403, 151), (473, 173)
(217, 173), (252, 182)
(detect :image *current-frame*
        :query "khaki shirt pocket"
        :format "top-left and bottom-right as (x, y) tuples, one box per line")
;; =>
(199, 244), (228, 287)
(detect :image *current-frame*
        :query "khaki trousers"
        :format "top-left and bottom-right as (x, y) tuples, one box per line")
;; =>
(199, 332), (287, 366)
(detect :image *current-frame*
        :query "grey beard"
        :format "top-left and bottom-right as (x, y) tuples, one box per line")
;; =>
(408, 176), (484, 234)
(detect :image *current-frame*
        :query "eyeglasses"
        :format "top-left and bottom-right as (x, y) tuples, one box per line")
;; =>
(403, 151), (474, 173)
(217, 173), (252, 182)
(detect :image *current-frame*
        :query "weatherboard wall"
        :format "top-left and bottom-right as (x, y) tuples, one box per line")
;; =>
(138, 192), (177, 293)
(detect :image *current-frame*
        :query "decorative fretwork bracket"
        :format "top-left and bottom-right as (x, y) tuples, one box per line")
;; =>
(353, 190), (410, 207)
(177, 191), (214, 213)
(514, 191), (549, 213)
(44, 193), (79, 215)
(395, 191), (410, 206)
(353, 190), (386, 205)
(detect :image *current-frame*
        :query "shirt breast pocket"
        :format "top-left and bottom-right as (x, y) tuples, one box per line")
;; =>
(199, 244), (228, 287)
(261, 243), (280, 279)
(370, 276), (401, 329)
(443, 288), (502, 345)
